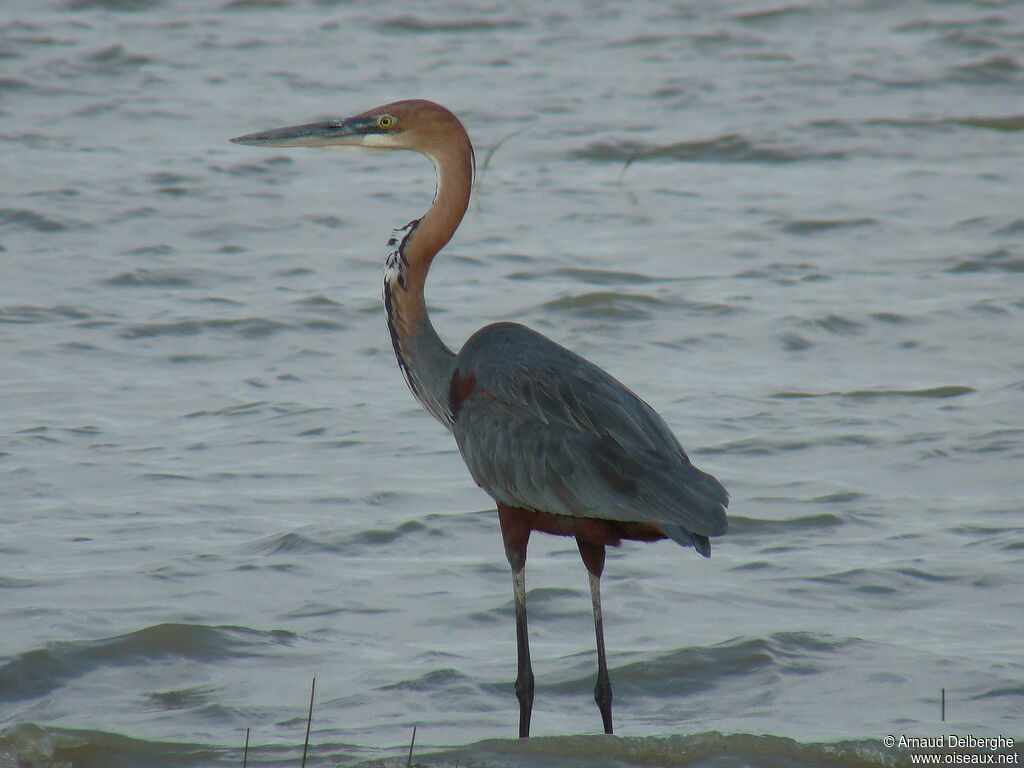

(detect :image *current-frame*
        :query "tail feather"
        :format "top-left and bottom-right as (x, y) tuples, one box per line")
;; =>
(692, 534), (712, 558)
(662, 524), (713, 558)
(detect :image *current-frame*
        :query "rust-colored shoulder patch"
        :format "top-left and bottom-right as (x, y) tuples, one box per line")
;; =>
(448, 368), (477, 420)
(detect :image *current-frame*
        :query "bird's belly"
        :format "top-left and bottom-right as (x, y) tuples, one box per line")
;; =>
(503, 505), (667, 547)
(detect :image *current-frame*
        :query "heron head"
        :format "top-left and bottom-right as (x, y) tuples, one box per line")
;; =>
(230, 99), (467, 157)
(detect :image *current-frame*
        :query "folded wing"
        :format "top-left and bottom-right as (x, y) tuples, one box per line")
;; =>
(450, 323), (728, 543)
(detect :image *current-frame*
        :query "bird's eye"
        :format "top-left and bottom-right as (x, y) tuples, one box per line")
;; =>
(377, 115), (395, 129)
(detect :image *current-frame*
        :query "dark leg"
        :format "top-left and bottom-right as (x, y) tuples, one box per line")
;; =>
(577, 539), (613, 735)
(498, 504), (534, 738)
(588, 571), (614, 734)
(511, 567), (533, 738)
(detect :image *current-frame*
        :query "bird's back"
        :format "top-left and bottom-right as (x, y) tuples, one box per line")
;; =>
(449, 322), (728, 554)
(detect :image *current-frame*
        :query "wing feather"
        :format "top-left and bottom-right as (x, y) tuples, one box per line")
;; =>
(451, 322), (728, 538)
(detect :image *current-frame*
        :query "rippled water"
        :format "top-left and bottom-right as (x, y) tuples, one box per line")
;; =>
(2, 0), (1023, 766)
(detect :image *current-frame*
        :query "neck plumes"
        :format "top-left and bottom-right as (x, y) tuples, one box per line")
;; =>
(383, 122), (474, 429)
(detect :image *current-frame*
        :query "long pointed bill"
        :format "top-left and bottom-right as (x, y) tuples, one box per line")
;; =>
(230, 117), (369, 148)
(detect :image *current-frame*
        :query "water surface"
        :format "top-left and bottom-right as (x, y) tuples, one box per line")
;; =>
(1, 0), (1022, 765)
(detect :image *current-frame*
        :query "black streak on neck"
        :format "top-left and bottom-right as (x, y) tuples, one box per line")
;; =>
(383, 219), (422, 406)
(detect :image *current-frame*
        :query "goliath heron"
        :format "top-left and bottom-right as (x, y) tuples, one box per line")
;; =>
(231, 100), (729, 737)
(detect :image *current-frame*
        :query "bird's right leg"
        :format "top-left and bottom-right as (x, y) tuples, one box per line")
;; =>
(497, 503), (534, 738)
(577, 538), (613, 734)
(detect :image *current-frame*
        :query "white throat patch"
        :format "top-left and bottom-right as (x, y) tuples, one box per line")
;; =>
(361, 133), (402, 149)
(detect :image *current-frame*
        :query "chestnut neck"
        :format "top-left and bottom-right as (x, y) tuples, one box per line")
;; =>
(382, 127), (474, 429)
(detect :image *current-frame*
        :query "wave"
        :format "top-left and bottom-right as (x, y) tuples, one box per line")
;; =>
(777, 217), (877, 235)
(947, 249), (1024, 273)
(451, 731), (1012, 768)
(545, 633), (855, 702)
(770, 386), (975, 400)
(0, 207), (83, 232)
(735, 262), (827, 282)
(0, 304), (90, 324)
(121, 317), (294, 339)
(809, 566), (963, 595)
(863, 115), (1024, 133)
(948, 55), (1023, 83)
(378, 15), (528, 32)
(541, 292), (738, 320)
(0, 721), (940, 767)
(77, 43), (152, 75)
(726, 513), (845, 537)
(509, 267), (662, 286)
(732, 5), (817, 25)
(103, 269), (201, 288)
(0, 624), (295, 704)
(2, 628), (1018, 764)
(702, 434), (879, 455)
(953, 114), (1024, 132)
(571, 134), (843, 165)
(64, 0), (168, 8)
(253, 518), (431, 556)
(541, 291), (665, 320)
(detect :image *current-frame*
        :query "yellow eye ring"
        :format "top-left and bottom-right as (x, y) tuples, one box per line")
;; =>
(377, 115), (395, 129)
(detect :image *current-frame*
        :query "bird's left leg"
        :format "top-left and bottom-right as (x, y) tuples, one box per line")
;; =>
(576, 538), (613, 735)
(498, 503), (534, 738)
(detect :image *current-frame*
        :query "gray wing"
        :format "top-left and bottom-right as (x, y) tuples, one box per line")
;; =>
(450, 322), (728, 539)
